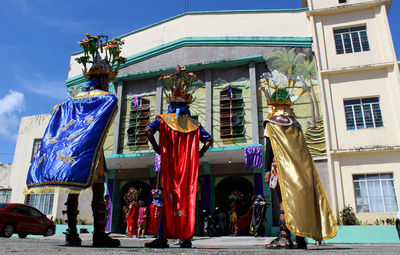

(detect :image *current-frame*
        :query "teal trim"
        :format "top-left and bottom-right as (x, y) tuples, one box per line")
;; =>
(66, 36), (312, 88)
(105, 152), (154, 159)
(104, 144), (263, 160)
(117, 37), (312, 71)
(207, 144), (263, 153)
(115, 55), (265, 82)
(315, 225), (400, 244)
(55, 225), (94, 236)
(70, 8), (309, 56)
(201, 162), (211, 175)
(111, 179), (121, 233)
(148, 165), (156, 178)
(107, 169), (116, 179)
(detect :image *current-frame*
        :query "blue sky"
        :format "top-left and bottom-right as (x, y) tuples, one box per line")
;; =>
(0, 0), (399, 163)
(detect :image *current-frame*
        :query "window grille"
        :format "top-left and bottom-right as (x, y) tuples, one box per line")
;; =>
(31, 139), (42, 162)
(334, 26), (370, 54)
(127, 98), (150, 148)
(219, 87), (245, 139)
(0, 189), (11, 203)
(25, 193), (54, 215)
(344, 97), (383, 130)
(353, 173), (398, 213)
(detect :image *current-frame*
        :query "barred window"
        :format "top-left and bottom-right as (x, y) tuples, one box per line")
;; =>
(31, 139), (42, 162)
(127, 97), (150, 149)
(0, 189), (11, 203)
(219, 87), (244, 139)
(353, 174), (398, 213)
(25, 193), (54, 215)
(334, 26), (370, 54)
(344, 97), (383, 130)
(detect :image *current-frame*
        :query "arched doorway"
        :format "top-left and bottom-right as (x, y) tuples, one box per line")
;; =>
(214, 176), (254, 236)
(118, 180), (150, 233)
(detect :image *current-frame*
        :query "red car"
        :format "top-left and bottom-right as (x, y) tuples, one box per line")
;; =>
(0, 203), (56, 238)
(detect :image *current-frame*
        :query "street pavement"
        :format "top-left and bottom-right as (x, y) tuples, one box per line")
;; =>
(1, 234), (400, 254)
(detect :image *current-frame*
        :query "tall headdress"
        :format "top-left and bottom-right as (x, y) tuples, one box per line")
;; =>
(259, 72), (310, 106)
(160, 66), (197, 104)
(75, 33), (126, 81)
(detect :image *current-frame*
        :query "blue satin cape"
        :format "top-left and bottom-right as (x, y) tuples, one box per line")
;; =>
(26, 91), (118, 192)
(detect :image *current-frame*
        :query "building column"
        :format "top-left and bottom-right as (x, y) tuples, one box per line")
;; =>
(105, 171), (115, 232)
(205, 69), (213, 135)
(112, 80), (124, 155)
(201, 162), (211, 215)
(249, 62), (260, 145)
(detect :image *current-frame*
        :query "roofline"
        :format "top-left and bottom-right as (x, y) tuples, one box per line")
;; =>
(70, 8), (309, 56)
(66, 36), (313, 87)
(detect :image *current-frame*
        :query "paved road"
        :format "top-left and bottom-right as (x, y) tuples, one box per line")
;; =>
(1, 234), (400, 254)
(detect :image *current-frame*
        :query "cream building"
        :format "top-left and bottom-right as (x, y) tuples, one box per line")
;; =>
(7, 0), (399, 233)
(307, 0), (400, 223)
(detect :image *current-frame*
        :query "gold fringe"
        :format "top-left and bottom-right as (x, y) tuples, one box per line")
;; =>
(24, 185), (91, 195)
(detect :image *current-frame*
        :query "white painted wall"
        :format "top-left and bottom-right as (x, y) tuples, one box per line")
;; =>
(68, 11), (311, 78)
(9, 114), (52, 203)
(308, 0), (391, 11)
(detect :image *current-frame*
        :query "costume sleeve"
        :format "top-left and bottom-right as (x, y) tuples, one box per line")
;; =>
(147, 117), (161, 132)
(265, 137), (274, 173)
(199, 125), (212, 143)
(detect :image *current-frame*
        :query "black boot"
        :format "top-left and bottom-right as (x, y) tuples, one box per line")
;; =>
(145, 238), (169, 248)
(92, 201), (120, 247)
(294, 236), (307, 249)
(179, 239), (192, 248)
(63, 196), (82, 246)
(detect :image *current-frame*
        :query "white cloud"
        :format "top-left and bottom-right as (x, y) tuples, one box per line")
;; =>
(0, 90), (25, 140)
(16, 74), (69, 101)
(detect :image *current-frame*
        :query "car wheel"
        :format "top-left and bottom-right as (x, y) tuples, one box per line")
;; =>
(1, 224), (14, 238)
(18, 233), (28, 238)
(44, 227), (54, 237)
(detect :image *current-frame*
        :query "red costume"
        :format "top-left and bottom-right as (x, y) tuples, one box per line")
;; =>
(147, 203), (162, 234)
(126, 201), (140, 236)
(158, 114), (200, 240)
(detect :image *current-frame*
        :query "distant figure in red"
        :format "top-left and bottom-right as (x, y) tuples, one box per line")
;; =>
(125, 187), (140, 238)
(137, 201), (147, 238)
(147, 188), (163, 235)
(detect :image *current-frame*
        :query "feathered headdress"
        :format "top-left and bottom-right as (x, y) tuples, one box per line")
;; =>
(160, 66), (197, 104)
(259, 72), (310, 106)
(75, 33), (126, 81)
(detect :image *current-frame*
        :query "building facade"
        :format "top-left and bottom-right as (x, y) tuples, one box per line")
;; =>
(8, 0), (399, 233)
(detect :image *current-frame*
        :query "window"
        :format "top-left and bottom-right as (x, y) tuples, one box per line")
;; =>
(219, 87), (245, 139)
(344, 97), (383, 130)
(353, 174), (398, 213)
(339, 0), (347, 3)
(31, 139), (42, 162)
(334, 26), (370, 54)
(0, 189), (11, 203)
(127, 97), (150, 148)
(25, 193), (54, 215)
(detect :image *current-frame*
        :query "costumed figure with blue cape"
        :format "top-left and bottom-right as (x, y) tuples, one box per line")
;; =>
(144, 66), (213, 248)
(260, 73), (337, 249)
(25, 34), (126, 247)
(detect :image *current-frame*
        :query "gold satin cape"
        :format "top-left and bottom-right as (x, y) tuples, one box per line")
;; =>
(265, 122), (337, 241)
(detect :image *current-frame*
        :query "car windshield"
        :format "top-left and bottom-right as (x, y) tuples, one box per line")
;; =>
(0, 203), (8, 209)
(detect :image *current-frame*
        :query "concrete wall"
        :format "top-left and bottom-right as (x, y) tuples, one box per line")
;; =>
(68, 10), (310, 78)
(10, 114), (52, 203)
